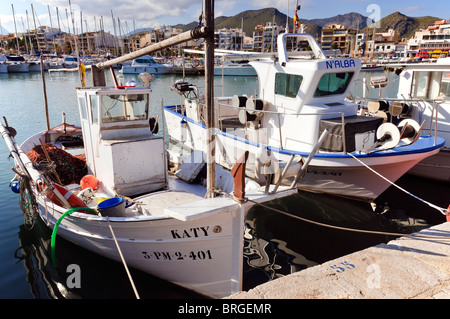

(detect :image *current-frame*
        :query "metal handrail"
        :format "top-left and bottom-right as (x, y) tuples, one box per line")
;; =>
(355, 97), (444, 145)
(208, 100), (349, 153)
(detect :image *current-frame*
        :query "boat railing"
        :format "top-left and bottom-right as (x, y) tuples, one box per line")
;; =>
(211, 100), (349, 153)
(354, 97), (443, 145)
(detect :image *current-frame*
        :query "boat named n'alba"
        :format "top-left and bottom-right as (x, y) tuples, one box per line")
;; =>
(164, 33), (444, 202)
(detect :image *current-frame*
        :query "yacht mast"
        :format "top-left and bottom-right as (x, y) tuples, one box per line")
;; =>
(11, 4), (20, 54)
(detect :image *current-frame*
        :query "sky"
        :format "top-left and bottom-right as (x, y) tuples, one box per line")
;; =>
(1, 0), (450, 35)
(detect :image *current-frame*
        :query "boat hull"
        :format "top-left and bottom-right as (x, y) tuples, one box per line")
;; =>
(213, 66), (256, 76)
(7, 63), (28, 73)
(122, 65), (171, 74)
(36, 197), (243, 298)
(164, 105), (443, 201)
(0, 64), (7, 74)
(407, 148), (450, 182)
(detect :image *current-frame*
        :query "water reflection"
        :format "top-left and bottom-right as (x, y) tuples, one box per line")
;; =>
(15, 218), (204, 299)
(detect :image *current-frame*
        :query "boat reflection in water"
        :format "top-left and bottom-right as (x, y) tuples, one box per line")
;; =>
(15, 217), (204, 299)
(241, 186), (432, 290)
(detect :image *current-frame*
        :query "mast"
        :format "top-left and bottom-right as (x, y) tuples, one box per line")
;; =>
(26, 11), (35, 54)
(11, 4), (20, 54)
(20, 17), (30, 55)
(204, 0), (216, 198)
(31, 4), (41, 53)
(47, 5), (56, 53)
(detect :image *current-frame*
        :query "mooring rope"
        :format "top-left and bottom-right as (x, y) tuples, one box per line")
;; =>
(106, 218), (141, 299)
(246, 198), (450, 240)
(348, 153), (449, 216)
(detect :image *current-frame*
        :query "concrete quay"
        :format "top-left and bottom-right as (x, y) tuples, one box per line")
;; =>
(228, 222), (450, 299)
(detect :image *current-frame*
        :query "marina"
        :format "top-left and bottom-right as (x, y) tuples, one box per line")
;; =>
(0, 1), (449, 302)
(1, 64), (449, 300)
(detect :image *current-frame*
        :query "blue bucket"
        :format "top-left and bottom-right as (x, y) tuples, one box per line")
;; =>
(97, 197), (125, 217)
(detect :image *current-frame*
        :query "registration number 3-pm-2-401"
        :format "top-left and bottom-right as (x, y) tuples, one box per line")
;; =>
(141, 250), (213, 261)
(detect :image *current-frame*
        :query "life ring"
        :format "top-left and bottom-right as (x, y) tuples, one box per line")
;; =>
(47, 182), (88, 209)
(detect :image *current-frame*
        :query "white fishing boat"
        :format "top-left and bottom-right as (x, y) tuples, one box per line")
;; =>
(1, 80), (295, 298)
(0, 6), (297, 296)
(121, 55), (172, 74)
(62, 55), (79, 68)
(361, 63), (384, 72)
(164, 33), (444, 202)
(42, 55), (64, 70)
(6, 55), (29, 73)
(214, 60), (257, 76)
(357, 58), (450, 182)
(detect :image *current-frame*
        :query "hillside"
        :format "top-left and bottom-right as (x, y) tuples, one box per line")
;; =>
(173, 8), (443, 42)
(174, 8), (367, 39)
(304, 12), (368, 30)
(363, 11), (442, 40)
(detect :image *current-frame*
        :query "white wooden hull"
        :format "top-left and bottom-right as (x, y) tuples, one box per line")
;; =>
(164, 106), (443, 201)
(36, 194), (243, 298)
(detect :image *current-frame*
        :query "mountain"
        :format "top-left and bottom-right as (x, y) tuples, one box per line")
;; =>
(172, 8), (443, 42)
(303, 12), (368, 30)
(363, 11), (442, 40)
(173, 8), (323, 38)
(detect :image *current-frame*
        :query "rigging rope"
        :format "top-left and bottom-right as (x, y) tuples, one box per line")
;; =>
(348, 153), (449, 216)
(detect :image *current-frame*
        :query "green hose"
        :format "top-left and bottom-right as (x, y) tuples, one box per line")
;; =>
(51, 207), (97, 267)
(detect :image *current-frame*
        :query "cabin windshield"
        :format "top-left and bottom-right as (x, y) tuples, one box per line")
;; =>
(135, 58), (155, 64)
(314, 72), (354, 97)
(101, 93), (149, 123)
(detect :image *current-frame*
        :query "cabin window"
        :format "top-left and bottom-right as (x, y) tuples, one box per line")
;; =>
(274, 73), (303, 98)
(90, 95), (99, 124)
(78, 96), (87, 120)
(314, 72), (354, 97)
(101, 94), (149, 123)
(413, 71), (430, 98)
(439, 72), (450, 99)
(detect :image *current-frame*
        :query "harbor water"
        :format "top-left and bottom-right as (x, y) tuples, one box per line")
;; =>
(0, 69), (448, 299)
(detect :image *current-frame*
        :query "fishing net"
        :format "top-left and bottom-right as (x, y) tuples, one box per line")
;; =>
(28, 144), (87, 186)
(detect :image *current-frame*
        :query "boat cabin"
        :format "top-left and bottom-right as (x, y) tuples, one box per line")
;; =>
(76, 86), (167, 197)
(243, 34), (365, 152)
(131, 56), (159, 66)
(396, 58), (450, 101)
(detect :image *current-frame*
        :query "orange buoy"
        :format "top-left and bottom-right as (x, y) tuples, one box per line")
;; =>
(46, 182), (87, 209)
(80, 175), (99, 191)
(447, 205), (450, 222)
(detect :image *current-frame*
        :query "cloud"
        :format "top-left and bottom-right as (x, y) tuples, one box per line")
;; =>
(28, 0), (202, 31)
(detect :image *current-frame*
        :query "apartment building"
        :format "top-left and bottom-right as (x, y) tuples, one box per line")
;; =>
(253, 22), (284, 52)
(320, 24), (357, 53)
